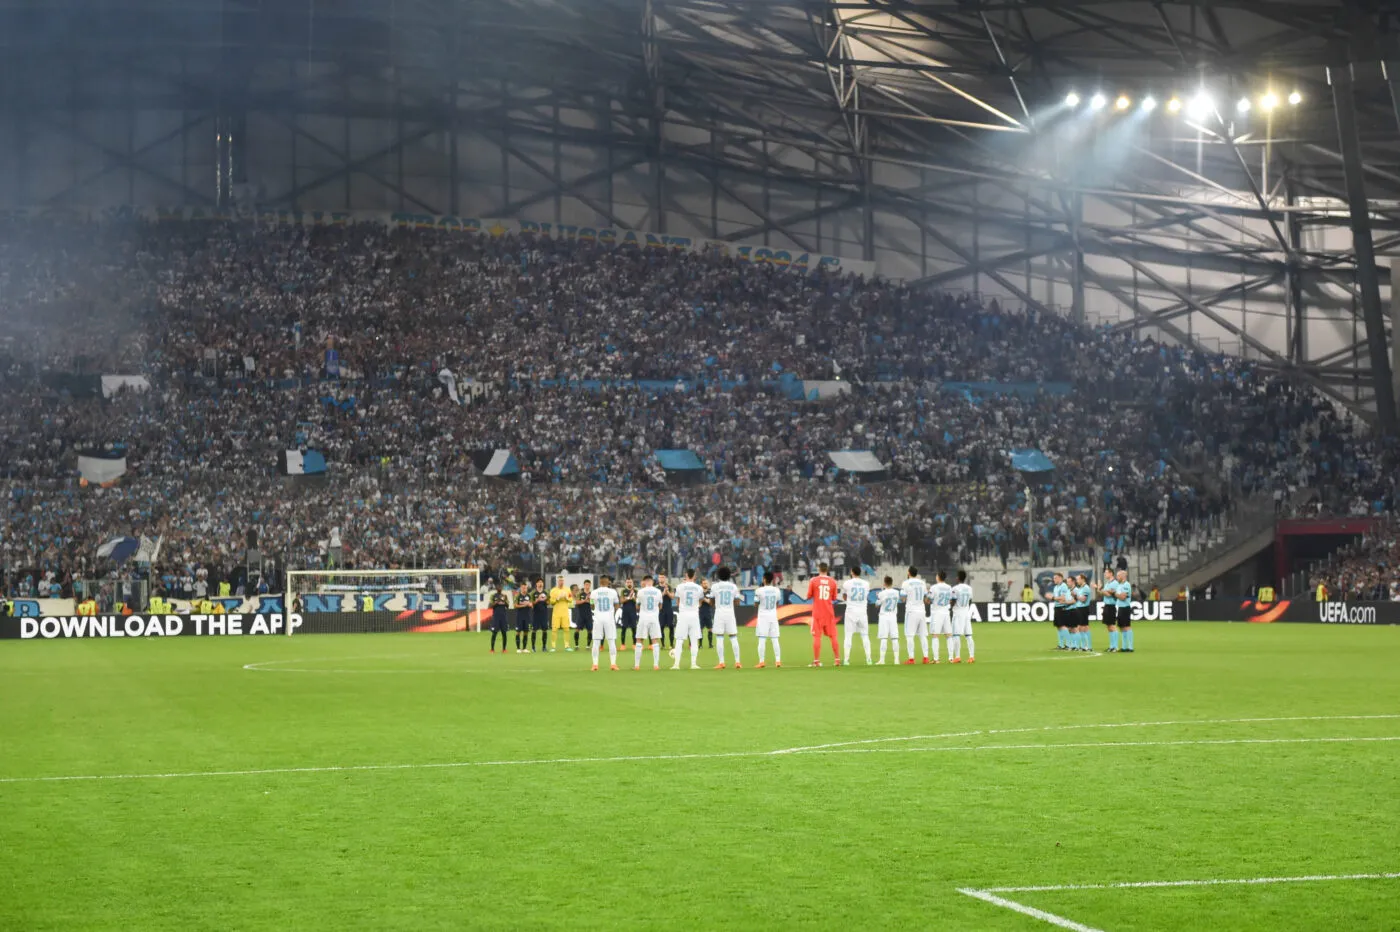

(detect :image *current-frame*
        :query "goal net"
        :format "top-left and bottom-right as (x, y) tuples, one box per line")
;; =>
(284, 568), (483, 636)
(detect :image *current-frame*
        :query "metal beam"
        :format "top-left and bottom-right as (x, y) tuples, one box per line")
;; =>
(1331, 62), (1398, 432)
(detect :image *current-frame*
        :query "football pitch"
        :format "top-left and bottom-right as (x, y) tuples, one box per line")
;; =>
(3, 622), (1398, 931)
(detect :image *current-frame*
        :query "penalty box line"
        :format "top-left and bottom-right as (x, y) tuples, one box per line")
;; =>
(959, 872), (1400, 932)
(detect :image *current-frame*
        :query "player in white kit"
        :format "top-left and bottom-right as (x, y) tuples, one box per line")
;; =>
(634, 575), (664, 670)
(841, 566), (873, 665)
(590, 575), (621, 671)
(670, 568), (705, 670)
(753, 572), (783, 668)
(710, 567), (742, 669)
(949, 569), (976, 663)
(875, 576), (901, 664)
(901, 567), (930, 664)
(929, 570), (953, 663)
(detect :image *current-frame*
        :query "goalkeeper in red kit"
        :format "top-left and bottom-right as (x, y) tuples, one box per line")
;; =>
(806, 563), (842, 667)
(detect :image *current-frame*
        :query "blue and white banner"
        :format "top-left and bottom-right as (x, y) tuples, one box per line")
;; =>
(472, 449), (520, 478)
(281, 450), (328, 476)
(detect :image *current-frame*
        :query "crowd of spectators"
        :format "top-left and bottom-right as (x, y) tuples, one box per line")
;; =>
(2, 215), (1395, 597)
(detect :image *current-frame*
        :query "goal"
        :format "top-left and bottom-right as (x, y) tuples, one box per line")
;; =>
(284, 568), (484, 636)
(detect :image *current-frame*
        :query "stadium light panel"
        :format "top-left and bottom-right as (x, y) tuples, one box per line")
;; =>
(1065, 92), (1080, 107)
(1090, 93), (1107, 111)
(1166, 98), (1182, 113)
(1115, 95), (1131, 110)
(1141, 96), (1157, 112)
(1288, 90), (1302, 105)
(1260, 93), (1278, 112)
(1236, 97), (1251, 114)
(1187, 93), (1214, 120)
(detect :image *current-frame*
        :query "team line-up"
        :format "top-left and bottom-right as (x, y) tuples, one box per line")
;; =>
(487, 565), (1139, 670)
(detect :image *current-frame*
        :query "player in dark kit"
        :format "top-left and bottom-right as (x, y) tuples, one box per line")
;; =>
(574, 579), (594, 646)
(699, 578), (715, 648)
(513, 585), (533, 652)
(488, 584), (511, 653)
(658, 573), (676, 648)
(619, 579), (638, 649)
(530, 578), (551, 652)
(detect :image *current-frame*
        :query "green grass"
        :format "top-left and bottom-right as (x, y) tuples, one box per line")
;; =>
(3, 622), (1399, 931)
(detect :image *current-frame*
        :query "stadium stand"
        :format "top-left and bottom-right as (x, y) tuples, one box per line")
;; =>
(2, 217), (1396, 600)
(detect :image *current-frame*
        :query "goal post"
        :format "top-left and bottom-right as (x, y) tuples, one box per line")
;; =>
(284, 568), (484, 636)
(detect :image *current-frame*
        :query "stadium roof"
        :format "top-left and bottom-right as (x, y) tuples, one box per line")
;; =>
(4, 0), (1400, 426)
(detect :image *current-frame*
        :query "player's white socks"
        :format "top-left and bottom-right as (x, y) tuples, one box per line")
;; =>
(905, 635), (915, 659)
(689, 639), (700, 667)
(608, 640), (617, 666)
(591, 642), (600, 666)
(860, 633), (872, 663)
(880, 639), (899, 663)
(716, 636), (726, 665)
(950, 636), (960, 660)
(635, 643), (644, 666)
(729, 635), (741, 665)
(652, 643), (661, 667)
(771, 639), (781, 663)
(965, 636), (975, 660)
(930, 636), (940, 662)
(757, 638), (767, 663)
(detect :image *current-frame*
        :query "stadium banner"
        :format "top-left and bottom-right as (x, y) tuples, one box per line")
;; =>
(1, 613), (303, 640)
(1228, 599), (1400, 625)
(100, 374), (151, 398)
(111, 206), (877, 278)
(5, 598), (78, 617)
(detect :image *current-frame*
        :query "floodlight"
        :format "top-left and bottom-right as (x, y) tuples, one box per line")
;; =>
(1115, 95), (1131, 110)
(1236, 97), (1251, 113)
(1065, 92), (1080, 107)
(1090, 93), (1107, 111)
(1166, 98), (1182, 113)
(1288, 90), (1302, 105)
(1260, 93), (1278, 112)
(1187, 93), (1214, 120)
(1141, 96), (1157, 112)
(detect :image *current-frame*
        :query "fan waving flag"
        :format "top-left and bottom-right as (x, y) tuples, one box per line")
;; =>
(472, 450), (520, 479)
(96, 536), (140, 562)
(77, 450), (127, 486)
(1009, 449), (1055, 473)
(281, 450), (328, 476)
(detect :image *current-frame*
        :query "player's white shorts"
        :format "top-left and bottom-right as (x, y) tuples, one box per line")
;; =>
(637, 617), (662, 640)
(676, 613), (701, 642)
(877, 614), (899, 639)
(844, 611), (869, 634)
(904, 611), (928, 637)
(930, 610), (952, 635)
(591, 616), (618, 641)
(755, 615), (780, 639)
(713, 612), (738, 636)
(951, 609), (973, 637)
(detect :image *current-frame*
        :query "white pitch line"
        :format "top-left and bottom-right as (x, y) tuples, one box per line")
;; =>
(242, 658), (544, 674)
(825, 736), (1400, 756)
(1, 731), (1395, 787)
(958, 889), (1105, 932)
(765, 713), (1400, 755)
(986, 871), (1400, 893)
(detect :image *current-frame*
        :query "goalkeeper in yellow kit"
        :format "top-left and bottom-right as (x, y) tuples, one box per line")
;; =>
(549, 575), (575, 652)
